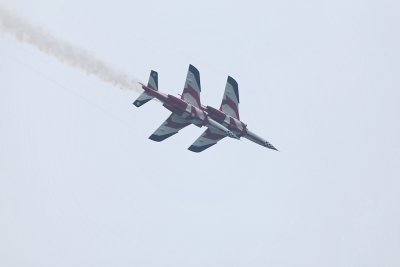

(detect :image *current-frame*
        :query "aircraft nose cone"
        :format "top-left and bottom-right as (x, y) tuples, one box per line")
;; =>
(265, 141), (278, 151)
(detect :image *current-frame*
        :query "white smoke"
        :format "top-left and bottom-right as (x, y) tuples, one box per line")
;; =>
(0, 6), (142, 92)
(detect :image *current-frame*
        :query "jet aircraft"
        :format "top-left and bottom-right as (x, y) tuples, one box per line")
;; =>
(133, 65), (277, 153)
(191, 76), (278, 152)
(133, 65), (239, 146)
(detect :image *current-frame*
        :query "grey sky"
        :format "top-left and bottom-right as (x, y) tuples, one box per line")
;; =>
(1, 0), (399, 266)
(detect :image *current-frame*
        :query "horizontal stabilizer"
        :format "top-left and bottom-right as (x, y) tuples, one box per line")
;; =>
(133, 70), (158, 107)
(133, 92), (153, 107)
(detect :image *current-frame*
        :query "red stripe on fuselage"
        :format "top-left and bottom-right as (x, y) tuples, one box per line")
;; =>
(142, 85), (168, 102)
(206, 106), (226, 122)
(167, 94), (188, 112)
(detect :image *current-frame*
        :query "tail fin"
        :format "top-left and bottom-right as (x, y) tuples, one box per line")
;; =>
(147, 70), (158, 91)
(181, 64), (201, 108)
(133, 70), (158, 107)
(220, 76), (240, 119)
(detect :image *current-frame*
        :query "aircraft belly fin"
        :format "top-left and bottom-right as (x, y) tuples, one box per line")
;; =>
(149, 113), (191, 142)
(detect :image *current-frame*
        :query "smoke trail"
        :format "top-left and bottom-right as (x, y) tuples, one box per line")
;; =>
(0, 6), (142, 92)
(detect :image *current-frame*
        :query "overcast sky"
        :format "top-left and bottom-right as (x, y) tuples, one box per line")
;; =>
(1, 0), (399, 266)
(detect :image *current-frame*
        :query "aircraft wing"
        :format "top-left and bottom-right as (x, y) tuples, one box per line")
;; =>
(188, 127), (226, 152)
(149, 113), (191, 142)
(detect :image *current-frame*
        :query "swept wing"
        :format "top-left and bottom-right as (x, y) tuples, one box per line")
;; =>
(149, 113), (191, 142)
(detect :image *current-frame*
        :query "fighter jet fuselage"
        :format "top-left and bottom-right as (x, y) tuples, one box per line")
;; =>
(133, 65), (277, 152)
(204, 105), (277, 150)
(141, 87), (204, 128)
(134, 66), (239, 143)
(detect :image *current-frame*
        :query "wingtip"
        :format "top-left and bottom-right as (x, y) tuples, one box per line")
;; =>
(148, 134), (161, 142)
(188, 145), (202, 153)
(188, 143), (215, 153)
